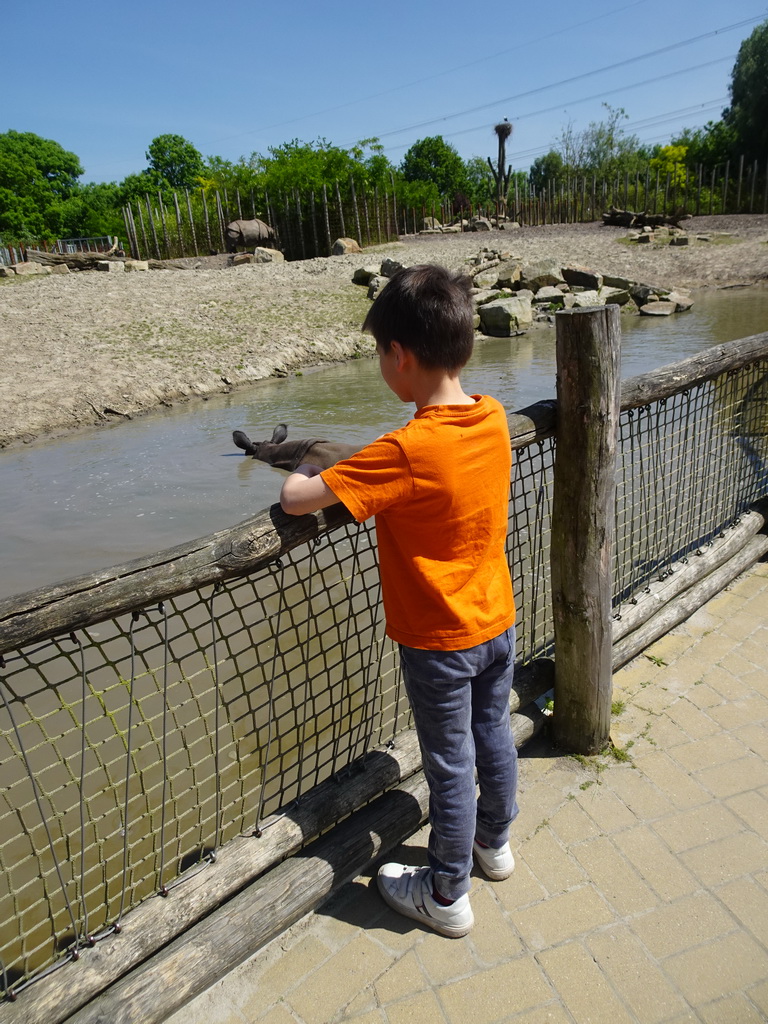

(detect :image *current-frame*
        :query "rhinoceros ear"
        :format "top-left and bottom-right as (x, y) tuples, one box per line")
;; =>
(232, 430), (257, 454)
(272, 423), (288, 444)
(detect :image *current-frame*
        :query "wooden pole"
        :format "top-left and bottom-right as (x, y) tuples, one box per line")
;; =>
(350, 176), (362, 247)
(334, 180), (346, 238)
(309, 190), (319, 256)
(551, 305), (621, 755)
(172, 192), (184, 257)
(322, 184), (332, 253)
(136, 201), (150, 258)
(185, 190), (198, 256)
(736, 153), (744, 212)
(709, 165), (716, 215)
(215, 191), (226, 250)
(722, 160), (730, 214)
(201, 189), (212, 253)
(122, 207), (137, 259)
(294, 189), (306, 260)
(749, 159), (757, 213)
(157, 192), (171, 258)
(362, 190), (371, 247)
(373, 185), (381, 243)
(145, 195), (160, 260)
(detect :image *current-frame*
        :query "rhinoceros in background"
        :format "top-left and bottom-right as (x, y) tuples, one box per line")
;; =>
(225, 218), (276, 253)
(233, 424), (360, 471)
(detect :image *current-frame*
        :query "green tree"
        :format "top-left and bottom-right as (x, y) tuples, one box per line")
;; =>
(724, 18), (768, 160)
(400, 136), (469, 200)
(529, 150), (564, 189)
(145, 134), (205, 189)
(464, 156), (495, 206)
(0, 130), (84, 240)
(557, 105), (648, 178)
(671, 120), (737, 168)
(59, 182), (125, 239)
(649, 144), (689, 187)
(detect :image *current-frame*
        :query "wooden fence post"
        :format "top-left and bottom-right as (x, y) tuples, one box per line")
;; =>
(551, 305), (621, 755)
(322, 184), (332, 253)
(185, 189), (199, 256)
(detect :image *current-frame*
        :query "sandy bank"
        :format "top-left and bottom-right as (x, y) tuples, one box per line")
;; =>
(1, 216), (766, 450)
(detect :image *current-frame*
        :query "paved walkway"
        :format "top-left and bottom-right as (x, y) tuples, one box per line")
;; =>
(169, 561), (768, 1024)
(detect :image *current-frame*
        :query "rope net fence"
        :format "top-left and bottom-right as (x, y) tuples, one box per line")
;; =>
(0, 349), (766, 1000)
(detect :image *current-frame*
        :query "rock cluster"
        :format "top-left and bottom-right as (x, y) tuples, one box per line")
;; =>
(352, 247), (694, 337)
(625, 224), (732, 248)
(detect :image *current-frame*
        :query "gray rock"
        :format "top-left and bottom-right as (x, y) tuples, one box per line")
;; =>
(0, 265), (15, 277)
(630, 283), (668, 306)
(496, 261), (522, 288)
(599, 286), (631, 306)
(352, 265), (379, 285)
(561, 265), (603, 290)
(637, 233), (653, 243)
(520, 260), (565, 290)
(603, 274), (635, 290)
(572, 290), (604, 308)
(124, 260), (148, 272)
(254, 247), (284, 263)
(535, 286), (566, 305)
(14, 261), (48, 275)
(332, 237), (362, 255)
(640, 301), (676, 316)
(667, 291), (694, 311)
(474, 268), (502, 288)
(96, 260), (124, 272)
(422, 217), (442, 230)
(380, 257), (404, 278)
(669, 235), (690, 246)
(470, 217), (493, 232)
(478, 296), (533, 335)
(367, 275), (387, 299)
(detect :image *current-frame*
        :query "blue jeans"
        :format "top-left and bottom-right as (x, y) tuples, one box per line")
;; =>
(398, 625), (519, 901)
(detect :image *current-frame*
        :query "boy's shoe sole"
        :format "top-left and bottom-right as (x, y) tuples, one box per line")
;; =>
(376, 863), (474, 938)
(472, 840), (515, 880)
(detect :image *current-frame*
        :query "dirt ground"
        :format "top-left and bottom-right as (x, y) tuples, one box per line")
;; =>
(1, 215), (766, 450)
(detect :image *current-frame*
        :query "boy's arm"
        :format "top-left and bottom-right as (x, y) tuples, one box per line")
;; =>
(280, 464), (342, 516)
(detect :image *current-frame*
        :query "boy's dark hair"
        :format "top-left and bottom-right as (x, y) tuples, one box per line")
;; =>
(362, 264), (474, 372)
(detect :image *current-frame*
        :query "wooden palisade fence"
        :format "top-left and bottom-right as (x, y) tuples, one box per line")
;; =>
(0, 317), (766, 1022)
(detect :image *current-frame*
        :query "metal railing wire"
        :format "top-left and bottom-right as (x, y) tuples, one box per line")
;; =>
(0, 335), (766, 1004)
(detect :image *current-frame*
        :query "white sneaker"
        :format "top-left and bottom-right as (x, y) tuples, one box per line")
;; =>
(376, 863), (474, 938)
(472, 840), (515, 880)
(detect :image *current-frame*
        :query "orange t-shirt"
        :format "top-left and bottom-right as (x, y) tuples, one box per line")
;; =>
(322, 395), (515, 650)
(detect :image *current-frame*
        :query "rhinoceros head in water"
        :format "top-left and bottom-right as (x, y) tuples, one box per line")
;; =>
(233, 425), (359, 472)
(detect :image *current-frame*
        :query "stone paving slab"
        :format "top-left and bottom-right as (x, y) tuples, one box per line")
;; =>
(167, 562), (768, 1024)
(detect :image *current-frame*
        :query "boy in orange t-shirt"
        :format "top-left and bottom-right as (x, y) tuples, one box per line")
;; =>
(280, 264), (518, 937)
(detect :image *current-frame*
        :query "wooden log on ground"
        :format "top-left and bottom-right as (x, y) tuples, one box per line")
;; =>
(552, 306), (621, 754)
(24, 250), (125, 271)
(3, 704), (544, 1024)
(612, 533), (768, 670)
(601, 205), (690, 229)
(613, 507), (766, 643)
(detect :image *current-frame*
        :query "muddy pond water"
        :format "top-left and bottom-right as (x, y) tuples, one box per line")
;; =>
(1, 287), (767, 601)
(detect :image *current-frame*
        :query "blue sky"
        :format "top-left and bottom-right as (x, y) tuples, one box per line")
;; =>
(4, 1), (766, 183)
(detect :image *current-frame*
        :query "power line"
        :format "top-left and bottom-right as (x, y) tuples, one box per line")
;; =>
(374, 51), (733, 157)
(342, 15), (759, 147)
(206, 0), (650, 146)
